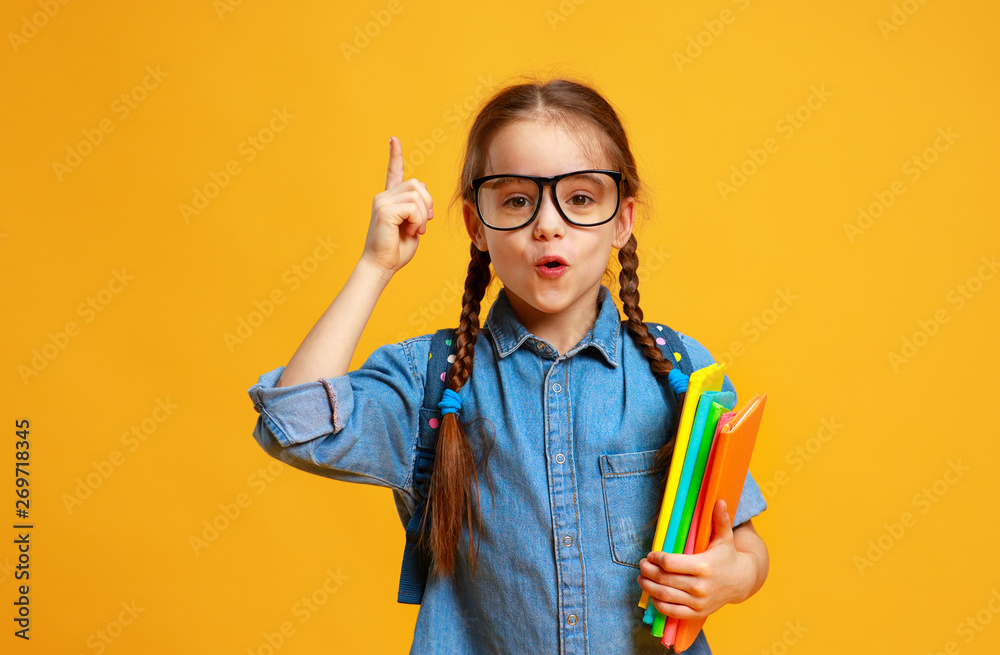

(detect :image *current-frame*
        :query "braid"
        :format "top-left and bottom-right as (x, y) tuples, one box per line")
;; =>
(617, 234), (682, 526)
(423, 243), (493, 577)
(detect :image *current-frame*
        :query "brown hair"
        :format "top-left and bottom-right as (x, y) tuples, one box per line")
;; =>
(422, 75), (680, 578)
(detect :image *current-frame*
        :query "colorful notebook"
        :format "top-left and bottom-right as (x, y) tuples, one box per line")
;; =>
(661, 409), (739, 646)
(650, 391), (735, 637)
(666, 393), (767, 652)
(638, 363), (726, 613)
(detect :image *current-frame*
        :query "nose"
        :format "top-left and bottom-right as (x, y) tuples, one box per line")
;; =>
(532, 186), (564, 239)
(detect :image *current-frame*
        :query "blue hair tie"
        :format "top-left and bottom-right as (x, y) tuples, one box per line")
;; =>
(437, 388), (462, 415)
(668, 368), (689, 395)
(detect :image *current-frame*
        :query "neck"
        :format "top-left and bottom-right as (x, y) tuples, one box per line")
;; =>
(504, 285), (603, 356)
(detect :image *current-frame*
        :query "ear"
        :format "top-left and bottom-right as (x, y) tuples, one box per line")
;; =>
(463, 199), (489, 252)
(611, 196), (635, 250)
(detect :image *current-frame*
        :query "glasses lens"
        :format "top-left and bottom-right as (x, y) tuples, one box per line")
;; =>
(555, 172), (619, 225)
(477, 172), (619, 228)
(478, 176), (540, 229)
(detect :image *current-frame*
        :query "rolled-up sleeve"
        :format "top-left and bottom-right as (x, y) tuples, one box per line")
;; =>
(677, 331), (768, 525)
(246, 336), (430, 491)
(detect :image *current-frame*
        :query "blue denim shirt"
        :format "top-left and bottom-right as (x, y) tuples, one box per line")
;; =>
(247, 284), (767, 655)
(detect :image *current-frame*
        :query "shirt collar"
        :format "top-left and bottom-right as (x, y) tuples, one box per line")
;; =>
(483, 284), (620, 367)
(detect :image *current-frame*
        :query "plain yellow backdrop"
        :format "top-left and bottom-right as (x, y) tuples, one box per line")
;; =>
(2, 0), (999, 653)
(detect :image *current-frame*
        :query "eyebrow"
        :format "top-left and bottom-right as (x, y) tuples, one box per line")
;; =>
(489, 171), (605, 181)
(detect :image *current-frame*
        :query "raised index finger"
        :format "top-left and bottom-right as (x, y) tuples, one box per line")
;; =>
(386, 136), (404, 191)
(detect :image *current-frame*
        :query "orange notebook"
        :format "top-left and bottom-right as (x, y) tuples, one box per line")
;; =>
(668, 393), (767, 652)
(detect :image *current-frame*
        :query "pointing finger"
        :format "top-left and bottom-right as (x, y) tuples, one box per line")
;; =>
(386, 136), (404, 191)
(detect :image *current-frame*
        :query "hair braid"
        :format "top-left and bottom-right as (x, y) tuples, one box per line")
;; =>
(617, 234), (683, 523)
(424, 243), (493, 577)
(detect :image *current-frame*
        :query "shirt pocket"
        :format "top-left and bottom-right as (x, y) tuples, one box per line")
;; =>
(599, 449), (662, 569)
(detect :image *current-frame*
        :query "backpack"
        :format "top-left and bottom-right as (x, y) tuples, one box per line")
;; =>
(396, 321), (694, 604)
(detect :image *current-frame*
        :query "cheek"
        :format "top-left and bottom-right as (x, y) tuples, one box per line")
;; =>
(481, 242), (518, 282)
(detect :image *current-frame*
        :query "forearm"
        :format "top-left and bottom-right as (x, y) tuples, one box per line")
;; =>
(731, 520), (769, 603)
(276, 257), (392, 387)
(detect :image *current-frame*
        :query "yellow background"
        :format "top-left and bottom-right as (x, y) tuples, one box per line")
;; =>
(2, 0), (999, 652)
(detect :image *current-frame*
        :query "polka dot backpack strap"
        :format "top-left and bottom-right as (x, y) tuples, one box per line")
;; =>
(645, 321), (695, 419)
(646, 321), (694, 376)
(397, 327), (458, 605)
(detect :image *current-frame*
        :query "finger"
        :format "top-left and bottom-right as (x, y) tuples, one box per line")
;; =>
(636, 576), (702, 618)
(651, 596), (704, 621)
(709, 499), (734, 546)
(639, 558), (700, 594)
(408, 178), (434, 218)
(646, 550), (710, 578)
(386, 136), (404, 191)
(397, 203), (420, 236)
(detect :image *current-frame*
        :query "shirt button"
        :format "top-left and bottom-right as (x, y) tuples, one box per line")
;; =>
(552, 383), (562, 393)
(563, 536), (573, 547)
(567, 614), (578, 626)
(555, 453), (566, 464)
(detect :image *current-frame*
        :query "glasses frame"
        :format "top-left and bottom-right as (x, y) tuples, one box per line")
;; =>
(471, 169), (623, 231)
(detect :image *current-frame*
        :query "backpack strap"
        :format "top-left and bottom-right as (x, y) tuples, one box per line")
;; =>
(644, 322), (694, 435)
(397, 327), (458, 604)
(646, 322), (694, 376)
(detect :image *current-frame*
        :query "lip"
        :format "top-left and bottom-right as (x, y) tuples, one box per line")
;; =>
(535, 255), (569, 278)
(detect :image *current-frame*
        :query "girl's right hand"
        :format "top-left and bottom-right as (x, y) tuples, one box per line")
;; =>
(361, 136), (435, 278)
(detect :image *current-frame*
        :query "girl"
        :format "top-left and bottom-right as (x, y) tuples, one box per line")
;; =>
(248, 77), (769, 654)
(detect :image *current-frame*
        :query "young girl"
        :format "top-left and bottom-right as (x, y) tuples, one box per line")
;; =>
(247, 77), (769, 654)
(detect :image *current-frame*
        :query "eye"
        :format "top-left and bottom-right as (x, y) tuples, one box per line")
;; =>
(503, 196), (531, 209)
(566, 193), (594, 207)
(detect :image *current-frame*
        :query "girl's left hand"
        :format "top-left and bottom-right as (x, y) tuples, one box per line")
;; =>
(635, 499), (757, 621)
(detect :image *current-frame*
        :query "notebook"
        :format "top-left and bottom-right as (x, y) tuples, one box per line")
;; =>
(638, 363), (726, 613)
(666, 393), (767, 652)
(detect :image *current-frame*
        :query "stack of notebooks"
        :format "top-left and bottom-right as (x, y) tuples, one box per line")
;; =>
(636, 362), (767, 652)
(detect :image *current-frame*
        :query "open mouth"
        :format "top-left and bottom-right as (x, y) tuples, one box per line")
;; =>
(536, 257), (568, 278)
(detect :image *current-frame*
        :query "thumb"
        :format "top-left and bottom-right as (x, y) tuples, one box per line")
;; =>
(709, 499), (734, 546)
(386, 136), (404, 191)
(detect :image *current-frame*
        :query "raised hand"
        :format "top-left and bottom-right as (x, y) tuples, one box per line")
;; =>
(361, 136), (435, 277)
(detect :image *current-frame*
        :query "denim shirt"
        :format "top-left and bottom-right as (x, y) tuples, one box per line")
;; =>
(247, 284), (767, 655)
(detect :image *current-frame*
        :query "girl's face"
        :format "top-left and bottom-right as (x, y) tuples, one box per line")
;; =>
(463, 118), (634, 328)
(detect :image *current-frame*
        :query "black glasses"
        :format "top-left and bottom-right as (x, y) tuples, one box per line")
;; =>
(471, 169), (623, 230)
